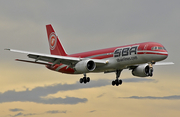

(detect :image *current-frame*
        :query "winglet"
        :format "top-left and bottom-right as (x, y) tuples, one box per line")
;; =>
(4, 48), (10, 51)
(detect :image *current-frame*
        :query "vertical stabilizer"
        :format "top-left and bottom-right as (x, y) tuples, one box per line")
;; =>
(46, 24), (67, 56)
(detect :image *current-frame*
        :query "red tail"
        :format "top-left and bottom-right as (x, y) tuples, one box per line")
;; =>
(46, 24), (67, 56)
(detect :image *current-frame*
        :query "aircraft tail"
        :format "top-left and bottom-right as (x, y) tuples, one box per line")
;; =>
(46, 24), (67, 56)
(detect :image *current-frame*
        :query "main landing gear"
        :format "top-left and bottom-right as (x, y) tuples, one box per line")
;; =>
(79, 73), (90, 84)
(112, 70), (123, 86)
(79, 70), (122, 86)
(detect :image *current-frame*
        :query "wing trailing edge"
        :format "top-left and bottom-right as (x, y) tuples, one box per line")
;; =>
(5, 49), (108, 67)
(16, 59), (51, 66)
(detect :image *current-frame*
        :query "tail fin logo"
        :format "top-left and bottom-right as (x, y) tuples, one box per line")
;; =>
(49, 32), (57, 50)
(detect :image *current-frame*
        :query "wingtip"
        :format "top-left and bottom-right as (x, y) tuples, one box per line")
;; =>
(4, 48), (10, 51)
(15, 59), (19, 61)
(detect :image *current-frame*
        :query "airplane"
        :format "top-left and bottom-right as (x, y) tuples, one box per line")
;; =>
(5, 24), (174, 86)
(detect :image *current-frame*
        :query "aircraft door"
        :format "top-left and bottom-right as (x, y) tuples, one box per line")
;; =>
(144, 44), (148, 54)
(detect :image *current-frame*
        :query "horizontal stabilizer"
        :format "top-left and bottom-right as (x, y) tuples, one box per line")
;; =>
(16, 59), (51, 66)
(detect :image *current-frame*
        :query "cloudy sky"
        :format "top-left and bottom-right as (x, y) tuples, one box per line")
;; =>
(0, 0), (180, 117)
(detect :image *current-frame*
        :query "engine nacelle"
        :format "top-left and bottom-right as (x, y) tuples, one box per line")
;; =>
(132, 64), (152, 77)
(75, 60), (96, 73)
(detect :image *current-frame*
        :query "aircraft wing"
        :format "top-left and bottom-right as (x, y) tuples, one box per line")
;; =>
(154, 62), (174, 65)
(5, 49), (108, 67)
(128, 61), (174, 70)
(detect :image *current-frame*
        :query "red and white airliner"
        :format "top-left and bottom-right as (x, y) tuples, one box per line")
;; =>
(6, 24), (173, 86)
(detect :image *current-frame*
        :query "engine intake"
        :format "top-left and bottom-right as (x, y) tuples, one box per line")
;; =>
(132, 64), (153, 77)
(75, 60), (96, 73)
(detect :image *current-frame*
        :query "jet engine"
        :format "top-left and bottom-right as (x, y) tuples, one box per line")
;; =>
(132, 64), (153, 77)
(75, 60), (96, 73)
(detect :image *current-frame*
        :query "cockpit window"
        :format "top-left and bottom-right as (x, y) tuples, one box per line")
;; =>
(151, 46), (166, 50)
(158, 47), (163, 50)
(163, 47), (166, 50)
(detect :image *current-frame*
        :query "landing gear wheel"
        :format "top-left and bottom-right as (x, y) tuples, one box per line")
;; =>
(115, 80), (119, 86)
(83, 77), (87, 84)
(112, 81), (115, 86)
(119, 79), (122, 85)
(80, 78), (83, 83)
(87, 77), (90, 82)
(111, 79), (122, 86)
(79, 74), (90, 84)
(111, 70), (123, 86)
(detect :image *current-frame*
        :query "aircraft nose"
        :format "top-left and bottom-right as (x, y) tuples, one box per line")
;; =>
(162, 50), (168, 60)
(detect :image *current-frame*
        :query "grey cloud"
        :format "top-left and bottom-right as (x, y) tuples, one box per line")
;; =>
(0, 89), (87, 105)
(10, 110), (66, 117)
(39, 96), (87, 105)
(0, 78), (155, 104)
(46, 110), (67, 114)
(123, 78), (157, 83)
(122, 95), (180, 100)
(12, 112), (23, 117)
(97, 93), (106, 98)
(89, 110), (96, 113)
(10, 112), (37, 117)
(0, 79), (110, 105)
(0, 79), (111, 104)
(9, 108), (24, 112)
(23, 113), (37, 116)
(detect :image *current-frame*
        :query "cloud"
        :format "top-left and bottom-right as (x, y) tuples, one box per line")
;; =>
(12, 112), (23, 117)
(9, 108), (24, 112)
(46, 110), (67, 114)
(0, 79), (109, 104)
(97, 93), (106, 98)
(0, 78), (155, 104)
(123, 78), (157, 83)
(0, 89), (87, 104)
(10, 110), (66, 117)
(10, 112), (37, 117)
(0, 81), (91, 105)
(89, 110), (96, 113)
(122, 95), (180, 100)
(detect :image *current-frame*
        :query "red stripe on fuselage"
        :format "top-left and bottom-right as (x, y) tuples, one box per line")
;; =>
(137, 52), (168, 56)
(68, 42), (168, 59)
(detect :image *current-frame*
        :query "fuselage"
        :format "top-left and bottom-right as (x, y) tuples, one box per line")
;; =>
(46, 42), (168, 74)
